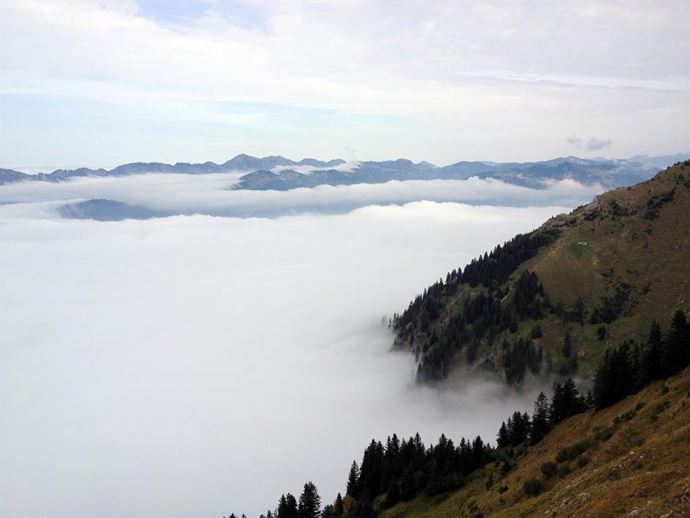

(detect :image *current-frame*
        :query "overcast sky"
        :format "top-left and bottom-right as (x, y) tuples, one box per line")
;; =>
(1, 0), (689, 169)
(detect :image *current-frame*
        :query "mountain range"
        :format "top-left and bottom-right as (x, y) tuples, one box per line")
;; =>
(2, 153), (689, 190)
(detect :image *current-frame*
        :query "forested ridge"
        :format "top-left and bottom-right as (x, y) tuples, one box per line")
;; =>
(224, 311), (689, 518)
(393, 161), (690, 384)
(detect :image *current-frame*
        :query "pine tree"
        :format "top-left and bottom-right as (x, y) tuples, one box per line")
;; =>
(642, 320), (663, 381)
(346, 461), (360, 497)
(334, 493), (343, 515)
(530, 391), (550, 445)
(664, 310), (690, 376)
(497, 421), (509, 447)
(550, 378), (585, 421)
(277, 494), (298, 518)
(298, 482), (321, 518)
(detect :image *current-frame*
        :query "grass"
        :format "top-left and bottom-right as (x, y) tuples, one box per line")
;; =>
(379, 367), (690, 518)
(484, 164), (689, 379)
(566, 242), (590, 260)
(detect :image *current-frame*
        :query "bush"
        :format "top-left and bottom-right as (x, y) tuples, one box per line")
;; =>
(556, 439), (593, 463)
(654, 400), (670, 413)
(594, 427), (614, 442)
(576, 455), (589, 468)
(498, 485), (508, 494)
(523, 478), (544, 497)
(613, 409), (637, 425)
(557, 464), (571, 479)
(540, 462), (557, 479)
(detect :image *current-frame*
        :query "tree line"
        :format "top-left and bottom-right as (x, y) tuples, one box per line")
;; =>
(224, 310), (688, 518)
(395, 267), (553, 381)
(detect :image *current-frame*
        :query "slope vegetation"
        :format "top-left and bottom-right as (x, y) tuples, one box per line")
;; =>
(393, 161), (690, 384)
(380, 367), (690, 518)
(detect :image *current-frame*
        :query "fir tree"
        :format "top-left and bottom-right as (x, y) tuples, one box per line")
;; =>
(530, 391), (550, 445)
(664, 310), (690, 376)
(334, 493), (343, 515)
(642, 320), (663, 381)
(550, 378), (585, 422)
(346, 461), (360, 497)
(277, 494), (298, 518)
(298, 482), (321, 518)
(497, 421), (509, 448)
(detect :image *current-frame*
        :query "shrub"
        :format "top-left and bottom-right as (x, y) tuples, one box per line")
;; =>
(540, 462), (557, 479)
(523, 478), (544, 497)
(557, 464), (571, 479)
(576, 455), (589, 468)
(498, 485), (508, 494)
(654, 400), (670, 413)
(594, 427), (614, 442)
(556, 439), (593, 463)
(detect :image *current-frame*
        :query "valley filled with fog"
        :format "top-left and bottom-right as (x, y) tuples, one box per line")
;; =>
(0, 176), (596, 517)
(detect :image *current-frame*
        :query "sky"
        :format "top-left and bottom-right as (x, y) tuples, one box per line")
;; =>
(1, 0), (689, 170)
(0, 200), (557, 518)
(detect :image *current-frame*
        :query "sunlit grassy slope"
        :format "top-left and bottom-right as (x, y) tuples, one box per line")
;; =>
(381, 367), (690, 518)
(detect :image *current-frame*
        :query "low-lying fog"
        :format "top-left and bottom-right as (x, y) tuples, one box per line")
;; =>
(1, 199), (569, 517)
(0, 172), (602, 218)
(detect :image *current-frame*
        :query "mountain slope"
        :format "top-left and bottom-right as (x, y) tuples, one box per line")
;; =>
(380, 366), (690, 518)
(393, 161), (690, 384)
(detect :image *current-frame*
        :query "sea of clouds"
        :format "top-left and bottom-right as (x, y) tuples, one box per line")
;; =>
(0, 172), (603, 219)
(0, 176), (600, 517)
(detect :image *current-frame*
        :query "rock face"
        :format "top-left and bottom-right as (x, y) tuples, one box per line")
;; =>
(392, 161), (690, 385)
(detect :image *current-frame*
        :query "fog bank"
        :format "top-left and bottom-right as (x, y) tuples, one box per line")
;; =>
(0, 173), (602, 219)
(0, 202), (559, 517)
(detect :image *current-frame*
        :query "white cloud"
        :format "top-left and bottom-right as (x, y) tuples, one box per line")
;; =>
(0, 0), (688, 165)
(567, 134), (613, 152)
(0, 202), (557, 517)
(0, 173), (602, 219)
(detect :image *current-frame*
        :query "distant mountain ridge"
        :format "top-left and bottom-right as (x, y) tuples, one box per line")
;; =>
(0, 154), (346, 185)
(1, 153), (689, 190)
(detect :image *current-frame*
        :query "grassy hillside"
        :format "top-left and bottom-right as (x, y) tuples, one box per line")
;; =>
(394, 161), (690, 384)
(380, 367), (690, 518)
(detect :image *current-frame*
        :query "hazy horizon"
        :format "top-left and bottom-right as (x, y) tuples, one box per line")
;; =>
(4, 149), (690, 176)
